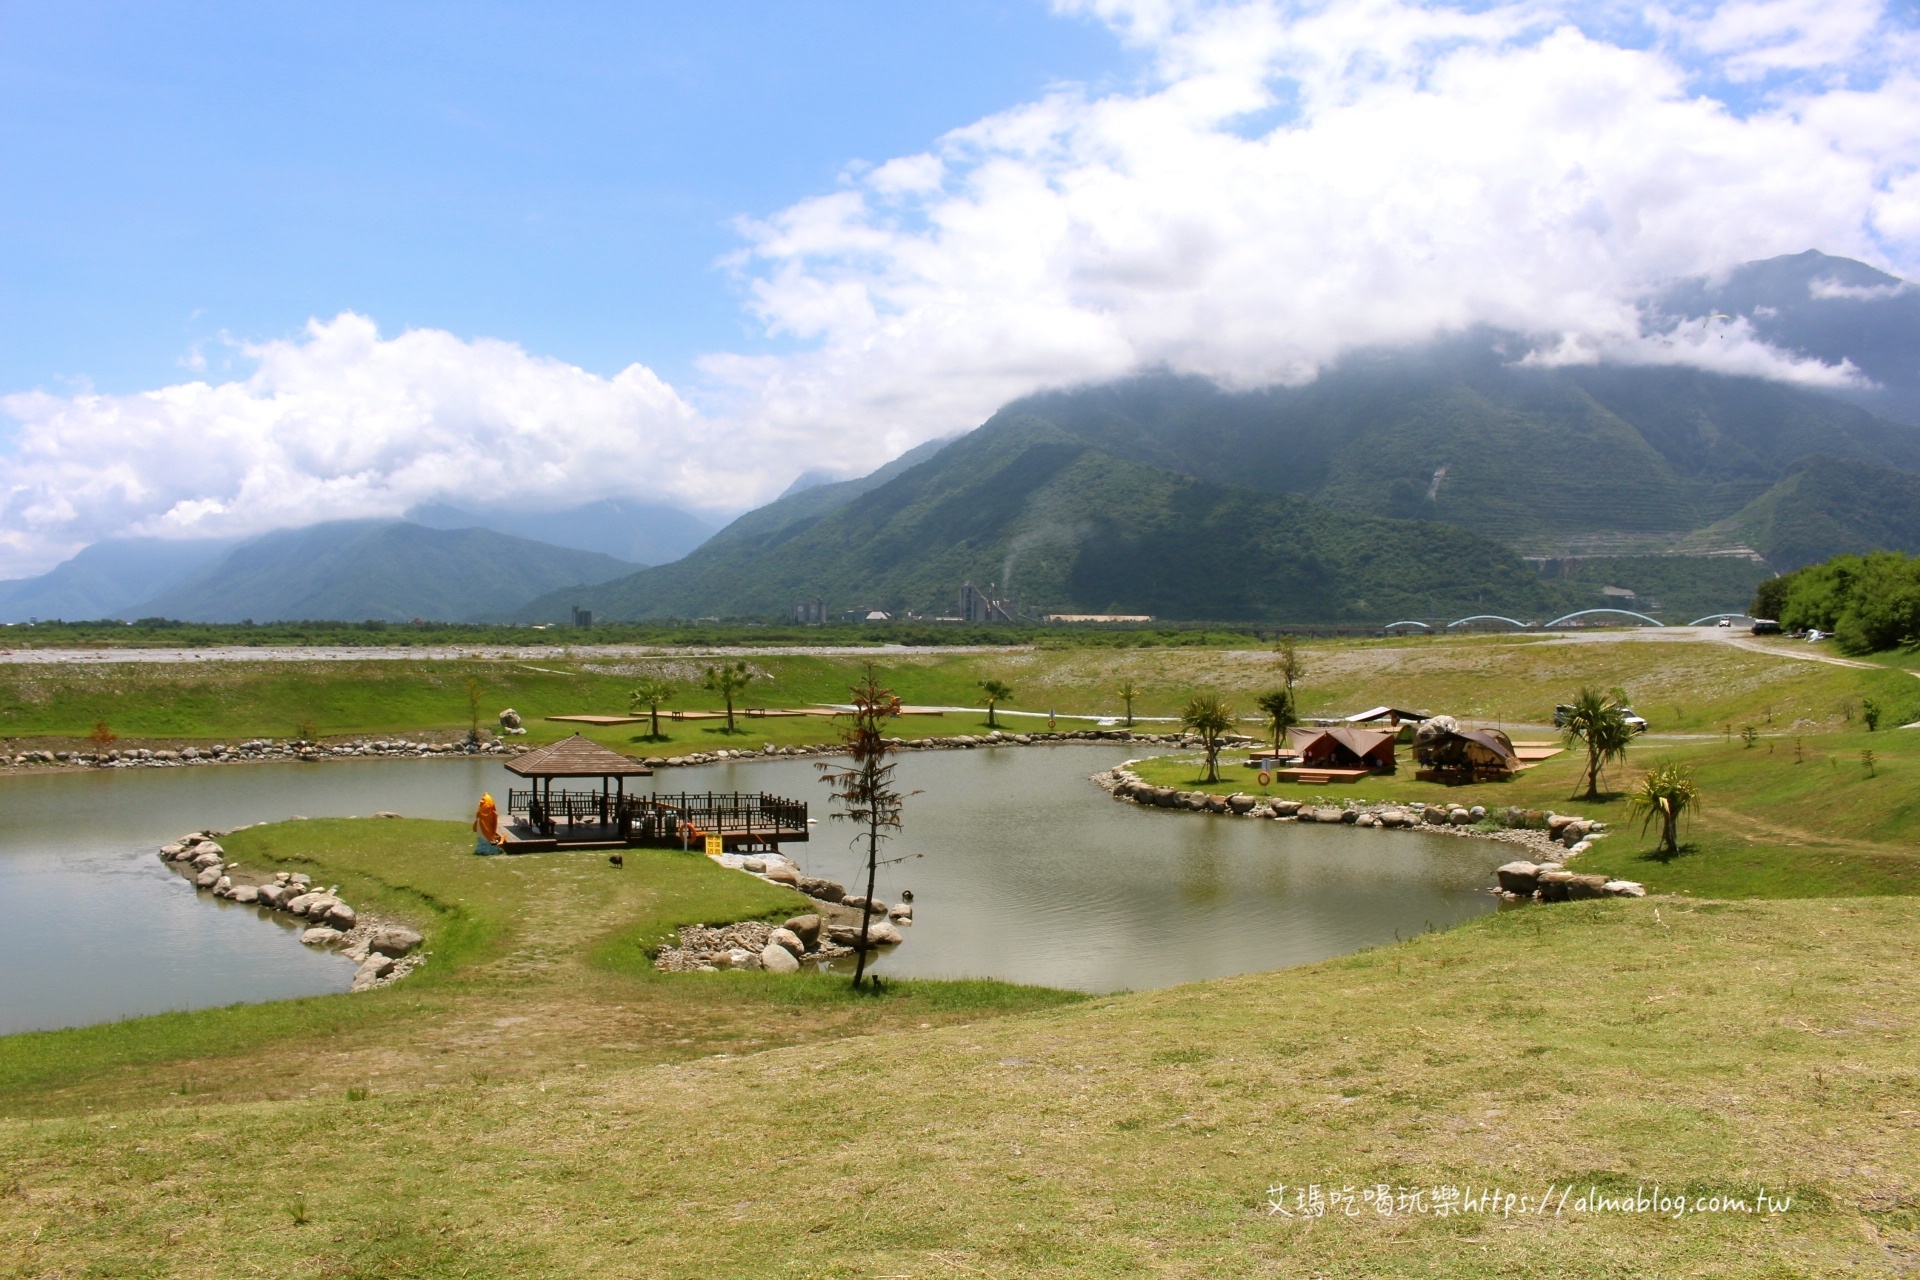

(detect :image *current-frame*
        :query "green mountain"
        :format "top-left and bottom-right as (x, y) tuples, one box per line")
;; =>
(702, 434), (957, 549)
(134, 521), (636, 623)
(1005, 349), (1920, 553)
(522, 416), (1582, 623)
(1681, 456), (1920, 572)
(0, 537), (239, 623)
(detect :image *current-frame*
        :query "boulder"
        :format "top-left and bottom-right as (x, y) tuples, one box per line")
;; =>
(1603, 879), (1647, 898)
(190, 849), (224, 869)
(1422, 806), (1449, 825)
(760, 943), (800, 973)
(1564, 873), (1610, 900)
(1225, 793), (1257, 814)
(370, 926), (423, 957)
(285, 892), (321, 916)
(1468, 806), (1487, 821)
(783, 914), (822, 950)
(888, 903), (913, 922)
(193, 866), (222, 889)
(768, 927), (806, 958)
(301, 926), (347, 946)
(1546, 814), (1575, 838)
(1537, 869), (1576, 902)
(256, 883), (291, 909)
(762, 863), (801, 886)
(797, 877), (845, 903)
(160, 842), (185, 857)
(828, 919), (904, 949)
(324, 903), (358, 931)
(289, 873), (312, 888)
(229, 884), (260, 904)
(1203, 795), (1231, 813)
(1566, 840), (1593, 857)
(354, 953), (396, 982)
(212, 876), (233, 896)
(1378, 809), (1408, 828)
(843, 895), (888, 914)
(742, 857), (767, 873)
(1448, 808), (1472, 826)
(1269, 799), (1301, 817)
(726, 948), (762, 971)
(1495, 861), (1541, 895)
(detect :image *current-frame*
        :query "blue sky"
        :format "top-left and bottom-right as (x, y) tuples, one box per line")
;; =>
(1, 0), (1914, 575)
(0, 1), (1132, 395)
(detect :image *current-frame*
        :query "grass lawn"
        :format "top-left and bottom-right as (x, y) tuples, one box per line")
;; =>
(4, 631), (1917, 756)
(3, 895), (1915, 1276)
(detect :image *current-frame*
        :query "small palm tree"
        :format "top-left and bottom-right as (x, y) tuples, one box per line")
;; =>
(629, 677), (676, 739)
(1118, 679), (1139, 728)
(1562, 685), (1634, 800)
(978, 679), (1014, 729)
(1630, 760), (1699, 858)
(703, 661), (753, 734)
(1182, 693), (1235, 784)
(1255, 688), (1295, 754)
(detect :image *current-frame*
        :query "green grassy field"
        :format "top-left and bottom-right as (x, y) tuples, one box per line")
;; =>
(2, 632), (1918, 1276)
(3, 894), (1915, 1276)
(4, 631), (1914, 753)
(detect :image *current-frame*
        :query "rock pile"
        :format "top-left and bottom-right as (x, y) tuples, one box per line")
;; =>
(653, 909), (882, 972)
(1495, 860), (1645, 901)
(157, 832), (425, 990)
(1095, 762), (1643, 902)
(11, 737), (516, 771)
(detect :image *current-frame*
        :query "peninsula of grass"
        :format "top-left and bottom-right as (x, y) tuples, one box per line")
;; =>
(0, 818), (1078, 1117)
(1129, 722), (1920, 899)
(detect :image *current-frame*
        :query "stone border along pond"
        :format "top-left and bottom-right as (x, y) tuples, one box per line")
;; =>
(1095, 761), (1649, 905)
(155, 827), (425, 992)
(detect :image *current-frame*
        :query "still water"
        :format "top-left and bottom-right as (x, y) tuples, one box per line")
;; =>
(0, 747), (1497, 1034)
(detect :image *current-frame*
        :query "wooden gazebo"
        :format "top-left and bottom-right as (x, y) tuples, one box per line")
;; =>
(503, 734), (654, 850)
(499, 733), (811, 853)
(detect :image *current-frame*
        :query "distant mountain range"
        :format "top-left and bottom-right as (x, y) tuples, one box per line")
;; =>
(0, 537), (239, 623)
(405, 497), (714, 566)
(0, 521), (638, 623)
(523, 416), (1584, 623)
(528, 252), (1920, 624)
(11, 250), (1919, 627)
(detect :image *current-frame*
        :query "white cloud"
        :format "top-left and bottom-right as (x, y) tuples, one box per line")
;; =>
(5, 0), (1919, 576)
(1809, 274), (1911, 300)
(0, 314), (711, 573)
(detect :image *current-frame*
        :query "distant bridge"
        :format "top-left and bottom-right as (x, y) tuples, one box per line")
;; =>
(1542, 609), (1665, 629)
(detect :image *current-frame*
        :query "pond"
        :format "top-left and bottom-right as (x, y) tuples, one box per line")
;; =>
(0, 746), (1498, 1034)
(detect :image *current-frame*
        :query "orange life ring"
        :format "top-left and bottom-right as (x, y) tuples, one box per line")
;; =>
(1257, 770), (1272, 787)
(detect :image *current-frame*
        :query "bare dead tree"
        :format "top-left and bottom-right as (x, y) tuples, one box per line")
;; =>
(818, 664), (905, 988)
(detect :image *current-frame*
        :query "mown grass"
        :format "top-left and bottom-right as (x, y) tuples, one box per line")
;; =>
(0, 819), (1078, 1118)
(3, 896), (1915, 1277)
(3, 631), (1912, 753)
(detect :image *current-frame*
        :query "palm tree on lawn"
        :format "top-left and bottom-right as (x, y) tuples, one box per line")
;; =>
(1182, 693), (1235, 784)
(1562, 685), (1634, 800)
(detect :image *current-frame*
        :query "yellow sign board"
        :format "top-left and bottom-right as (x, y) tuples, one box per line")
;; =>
(705, 834), (723, 856)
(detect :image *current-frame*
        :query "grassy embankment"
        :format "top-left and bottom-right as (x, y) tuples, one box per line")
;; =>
(2, 632), (1917, 1274)
(4, 630), (1914, 756)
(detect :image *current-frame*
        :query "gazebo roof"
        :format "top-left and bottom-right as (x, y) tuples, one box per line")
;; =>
(504, 733), (653, 778)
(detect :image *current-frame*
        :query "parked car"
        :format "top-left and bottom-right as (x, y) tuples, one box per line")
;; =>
(1553, 705), (1649, 734)
(1716, 618), (1734, 628)
(1751, 619), (1782, 635)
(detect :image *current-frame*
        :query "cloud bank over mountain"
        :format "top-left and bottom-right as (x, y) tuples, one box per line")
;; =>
(4, 0), (1917, 575)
